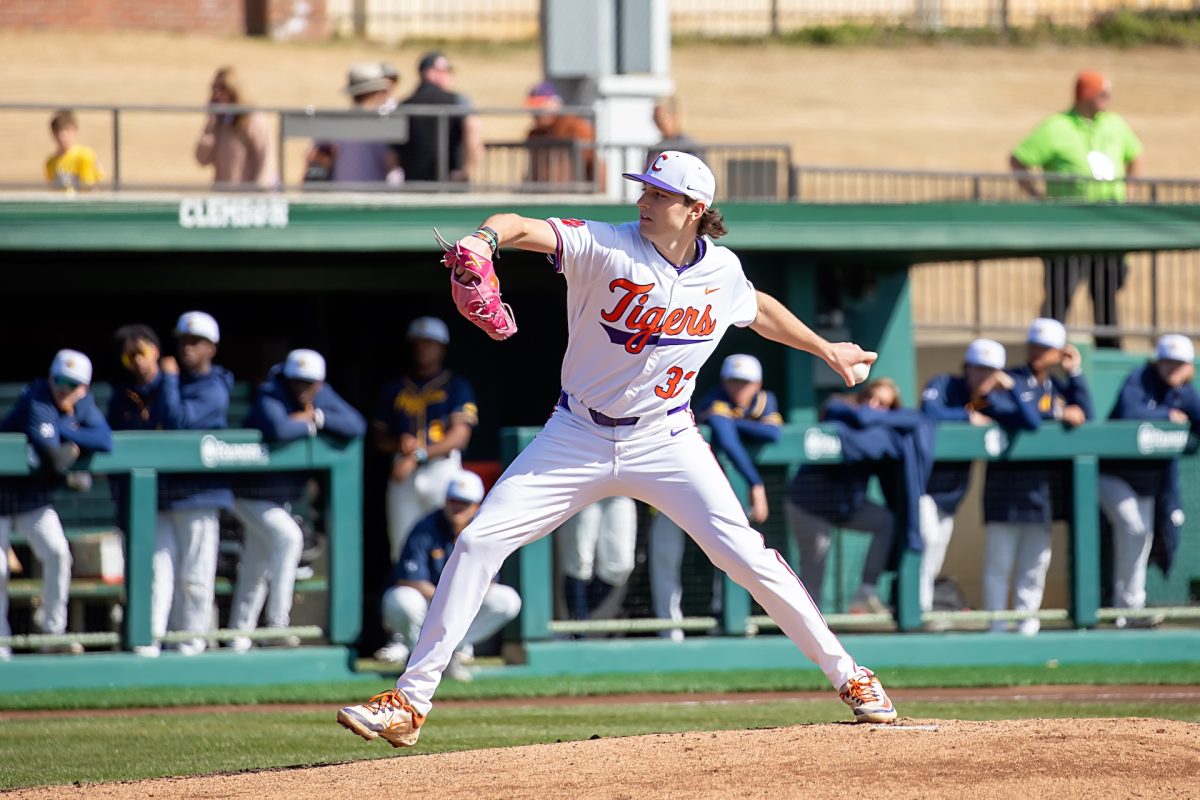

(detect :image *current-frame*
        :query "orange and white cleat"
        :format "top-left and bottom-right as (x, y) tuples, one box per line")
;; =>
(337, 688), (426, 747)
(839, 668), (898, 723)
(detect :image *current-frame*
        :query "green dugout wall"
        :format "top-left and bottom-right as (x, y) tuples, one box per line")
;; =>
(1, 196), (1199, 686)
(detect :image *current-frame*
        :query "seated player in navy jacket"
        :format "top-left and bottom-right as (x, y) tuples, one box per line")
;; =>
(1, 350), (112, 658)
(375, 471), (521, 681)
(649, 354), (782, 640)
(228, 349), (366, 652)
(919, 338), (1042, 625)
(1100, 334), (1200, 628)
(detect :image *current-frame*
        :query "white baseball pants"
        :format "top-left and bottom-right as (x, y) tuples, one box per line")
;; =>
(983, 522), (1052, 634)
(386, 452), (462, 564)
(151, 508), (220, 648)
(229, 498), (304, 632)
(382, 582), (522, 652)
(557, 496), (637, 585)
(396, 406), (862, 716)
(1098, 474), (1155, 610)
(0, 505), (72, 638)
(918, 495), (956, 613)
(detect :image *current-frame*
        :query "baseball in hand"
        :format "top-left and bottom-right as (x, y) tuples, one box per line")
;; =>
(851, 362), (871, 385)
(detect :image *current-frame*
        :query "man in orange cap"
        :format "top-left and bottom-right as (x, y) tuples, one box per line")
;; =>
(1009, 70), (1144, 348)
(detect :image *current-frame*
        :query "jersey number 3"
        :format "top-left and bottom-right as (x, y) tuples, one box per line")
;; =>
(655, 366), (696, 400)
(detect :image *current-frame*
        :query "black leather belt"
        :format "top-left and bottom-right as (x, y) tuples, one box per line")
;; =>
(558, 391), (688, 428)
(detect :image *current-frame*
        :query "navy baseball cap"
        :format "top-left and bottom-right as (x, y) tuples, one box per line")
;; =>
(623, 150), (716, 206)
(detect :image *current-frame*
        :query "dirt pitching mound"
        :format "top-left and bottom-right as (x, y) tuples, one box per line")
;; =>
(13, 717), (1199, 799)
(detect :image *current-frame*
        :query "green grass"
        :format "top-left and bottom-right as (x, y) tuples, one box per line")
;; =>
(1, 698), (1196, 790)
(3, 662), (1199, 712)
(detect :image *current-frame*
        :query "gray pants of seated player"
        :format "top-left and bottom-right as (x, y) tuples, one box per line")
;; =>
(786, 500), (894, 611)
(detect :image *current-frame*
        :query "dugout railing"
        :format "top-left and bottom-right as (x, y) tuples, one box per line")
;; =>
(0, 430), (362, 654)
(500, 419), (1198, 638)
(5, 101), (1200, 203)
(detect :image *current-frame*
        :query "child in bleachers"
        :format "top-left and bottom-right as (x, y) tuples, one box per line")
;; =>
(45, 109), (103, 191)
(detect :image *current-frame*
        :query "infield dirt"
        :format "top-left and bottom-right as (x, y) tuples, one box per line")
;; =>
(8, 716), (1198, 799)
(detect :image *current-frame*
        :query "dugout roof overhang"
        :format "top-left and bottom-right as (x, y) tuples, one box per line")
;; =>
(1, 194), (1199, 262)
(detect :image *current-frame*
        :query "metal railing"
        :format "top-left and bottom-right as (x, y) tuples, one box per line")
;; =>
(791, 164), (1200, 205)
(8, 102), (1200, 204)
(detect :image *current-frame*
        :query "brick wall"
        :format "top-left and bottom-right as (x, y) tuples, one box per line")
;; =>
(0, 0), (329, 39)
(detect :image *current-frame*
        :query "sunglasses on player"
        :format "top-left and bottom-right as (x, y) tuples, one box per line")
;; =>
(52, 375), (84, 391)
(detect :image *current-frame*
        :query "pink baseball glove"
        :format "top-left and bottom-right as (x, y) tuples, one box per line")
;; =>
(433, 229), (518, 341)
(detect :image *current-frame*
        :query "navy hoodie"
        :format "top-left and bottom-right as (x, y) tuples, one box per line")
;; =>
(236, 369), (367, 505)
(982, 365), (1094, 524)
(1, 378), (113, 514)
(920, 374), (1042, 515)
(108, 366), (235, 510)
(1103, 364), (1200, 573)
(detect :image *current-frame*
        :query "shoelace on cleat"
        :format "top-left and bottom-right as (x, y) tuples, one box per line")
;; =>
(364, 689), (413, 715)
(842, 676), (884, 705)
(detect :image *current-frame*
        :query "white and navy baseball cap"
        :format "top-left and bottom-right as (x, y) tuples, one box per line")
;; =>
(720, 354), (763, 383)
(965, 338), (1006, 370)
(49, 349), (92, 385)
(444, 470), (485, 504)
(1157, 334), (1195, 364)
(1027, 318), (1067, 350)
(175, 311), (220, 344)
(407, 316), (450, 345)
(283, 349), (326, 382)
(622, 151), (716, 206)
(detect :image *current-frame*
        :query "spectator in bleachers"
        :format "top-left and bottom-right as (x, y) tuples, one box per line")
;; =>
(1010, 70), (1143, 348)
(194, 66), (277, 189)
(45, 109), (102, 191)
(981, 320), (1091, 635)
(373, 317), (478, 564)
(306, 64), (402, 187)
(380, 62), (400, 111)
(228, 349), (366, 653)
(646, 96), (705, 170)
(1, 350), (112, 658)
(395, 51), (481, 183)
(787, 380), (908, 615)
(525, 81), (604, 187)
(557, 496), (637, 624)
(919, 338), (1042, 632)
(108, 313), (233, 657)
(375, 470), (520, 681)
(1100, 334), (1199, 628)
(649, 354), (782, 640)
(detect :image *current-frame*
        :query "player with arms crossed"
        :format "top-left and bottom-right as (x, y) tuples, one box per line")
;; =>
(338, 151), (896, 747)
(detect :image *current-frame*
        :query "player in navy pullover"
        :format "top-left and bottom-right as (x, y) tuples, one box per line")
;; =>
(918, 338), (1042, 622)
(1, 350), (111, 657)
(980, 320), (1091, 635)
(1100, 334), (1200, 627)
(107, 313), (232, 656)
(228, 350), (366, 651)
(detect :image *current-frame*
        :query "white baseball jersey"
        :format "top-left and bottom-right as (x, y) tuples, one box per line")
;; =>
(548, 217), (759, 418)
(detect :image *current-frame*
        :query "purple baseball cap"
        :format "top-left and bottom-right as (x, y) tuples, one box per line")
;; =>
(623, 150), (716, 206)
(525, 81), (562, 109)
